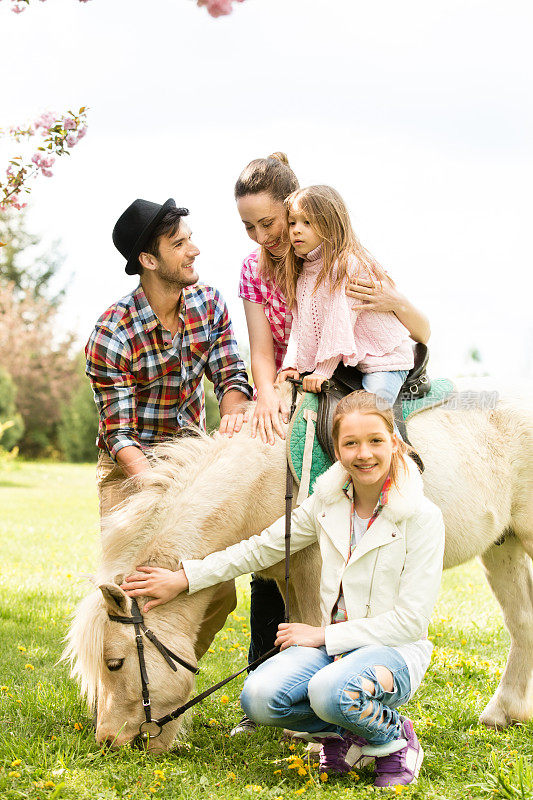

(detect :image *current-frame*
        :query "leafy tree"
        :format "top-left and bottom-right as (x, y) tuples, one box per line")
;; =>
(58, 354), (99, 462)
(0, 282), (77, 456)
(0, 209), (65, 303)
(0, 366), (24, 451)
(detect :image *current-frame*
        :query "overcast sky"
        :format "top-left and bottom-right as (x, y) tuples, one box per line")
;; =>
(1, 0), (532, 380)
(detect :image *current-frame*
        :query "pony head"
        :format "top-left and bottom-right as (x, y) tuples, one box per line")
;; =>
(64, 582), (198, 752)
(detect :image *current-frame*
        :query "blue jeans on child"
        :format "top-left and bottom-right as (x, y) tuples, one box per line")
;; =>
(361, 370), (409, 409)
(240, 644), (411, 746)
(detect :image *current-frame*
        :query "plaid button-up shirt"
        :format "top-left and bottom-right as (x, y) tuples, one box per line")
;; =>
(86, 283), (252, 459)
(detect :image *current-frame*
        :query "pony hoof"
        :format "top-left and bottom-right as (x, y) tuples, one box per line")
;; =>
(479, 702), (510, 729)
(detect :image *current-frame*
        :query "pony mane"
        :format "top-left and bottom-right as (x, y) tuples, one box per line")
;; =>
(99, 430), (228, 572)
(62, 590), (108, 709)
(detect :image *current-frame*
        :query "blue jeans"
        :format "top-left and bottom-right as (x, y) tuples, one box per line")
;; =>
(240, 645), (411, 746)
(361, 370), (409, 409)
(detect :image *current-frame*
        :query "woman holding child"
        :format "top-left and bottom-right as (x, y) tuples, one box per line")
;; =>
(228, 153), (433, 718)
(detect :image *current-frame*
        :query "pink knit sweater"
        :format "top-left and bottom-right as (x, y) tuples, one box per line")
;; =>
(282, 246), (414, 378)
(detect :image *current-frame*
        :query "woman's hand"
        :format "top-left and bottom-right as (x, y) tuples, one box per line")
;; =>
(251, 385), (289, 445)
(120, 566), (189, 612)
(346, 275), (399, 313)
(302, 373), (328, 393)
(275, 368), (300, 385)
(275, 623), (325, 650)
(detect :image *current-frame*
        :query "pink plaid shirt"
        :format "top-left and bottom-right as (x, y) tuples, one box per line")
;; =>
(238, 251), (292, 372)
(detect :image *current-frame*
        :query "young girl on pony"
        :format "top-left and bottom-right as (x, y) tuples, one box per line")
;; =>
(278, 185), (414, 407)
(122, 391), (445, 787)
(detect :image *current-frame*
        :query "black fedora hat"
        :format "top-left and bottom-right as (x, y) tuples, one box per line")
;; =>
(112, 198), (189, 275)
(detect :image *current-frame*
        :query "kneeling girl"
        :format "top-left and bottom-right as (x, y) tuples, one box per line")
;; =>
(122, 391), (445, 788)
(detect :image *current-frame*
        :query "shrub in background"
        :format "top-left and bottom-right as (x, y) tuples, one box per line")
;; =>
(0, 366), (24, 451)
(58, 354), (99, 462)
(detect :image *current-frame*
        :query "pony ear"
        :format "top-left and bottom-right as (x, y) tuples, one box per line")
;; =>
(100, 583), (129, 616)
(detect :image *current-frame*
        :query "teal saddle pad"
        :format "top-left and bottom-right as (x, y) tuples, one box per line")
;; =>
(287, 378), (455, 494)
(401, 378), (455, 421)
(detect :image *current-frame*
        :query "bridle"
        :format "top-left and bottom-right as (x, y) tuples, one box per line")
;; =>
(106, 383), (299, 742)
(108, 596), (199, 739)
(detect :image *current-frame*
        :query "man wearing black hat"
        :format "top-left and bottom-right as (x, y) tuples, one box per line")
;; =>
(86, 198), (253, 657)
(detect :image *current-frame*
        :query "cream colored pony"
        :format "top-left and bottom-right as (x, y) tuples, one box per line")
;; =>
(64, 386), (533, 752)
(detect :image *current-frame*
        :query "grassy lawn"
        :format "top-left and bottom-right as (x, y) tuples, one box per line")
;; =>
(1, 461), (532, 800)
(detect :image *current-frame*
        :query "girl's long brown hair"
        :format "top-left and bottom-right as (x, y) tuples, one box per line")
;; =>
(283, 185), (389, 308)
(331, 390), (412, 488)
(234, 152), (299, 293)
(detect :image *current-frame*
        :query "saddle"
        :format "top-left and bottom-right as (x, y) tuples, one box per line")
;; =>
(315, 343), (430, 472)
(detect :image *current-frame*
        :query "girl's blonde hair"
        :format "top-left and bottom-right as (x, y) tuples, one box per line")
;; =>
(283, 185), (389, 308)
(234, 152), (299, 293)
(331, 390), (412, 488)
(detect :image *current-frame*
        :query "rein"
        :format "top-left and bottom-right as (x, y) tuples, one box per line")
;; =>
(108, 382), (299, 741)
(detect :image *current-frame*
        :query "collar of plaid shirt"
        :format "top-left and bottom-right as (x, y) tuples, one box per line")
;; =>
(133, 283), (185, 332)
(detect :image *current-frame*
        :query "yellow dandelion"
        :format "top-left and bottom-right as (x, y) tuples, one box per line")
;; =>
(461, 639), (467, 645)
(24, 664), (34, 671)
(227, 771), (237, 780)
(219, 647), (226, 652)
(273, 769), (282, 775)
(8, 771), (21, 778)
(17, 645), (26, 652)
(295, 789), (306, 796)
(74, 722), (82, 731)
(208, 718), (218, 726)
(220, 695), (229, 704)
(44, 781), (55, 788)
(1, 685), (8, 691)
(153, 770), (165, 780)
(297, 767), (307, 776)
(11, 760), (22, 767)
(348, 771), (359, 780)
(50, 735), (56, 740)
(288, 743), (296, 751)
(320, 772), (328, 782)
(394, 786), (405, 795)
(208, 648), (215, 653)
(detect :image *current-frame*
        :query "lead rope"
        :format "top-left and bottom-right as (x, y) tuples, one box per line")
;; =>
(147, 383), (300, 735)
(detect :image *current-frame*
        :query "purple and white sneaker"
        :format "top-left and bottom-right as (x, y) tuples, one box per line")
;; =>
(373, 717), (424, 787)
(317, 732), (367, 775)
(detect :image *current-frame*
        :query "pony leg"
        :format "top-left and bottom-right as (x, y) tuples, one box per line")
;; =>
(479, 535), (533, 727)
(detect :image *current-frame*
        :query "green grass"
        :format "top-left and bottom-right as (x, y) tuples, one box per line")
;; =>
(1, 461), (532, 800)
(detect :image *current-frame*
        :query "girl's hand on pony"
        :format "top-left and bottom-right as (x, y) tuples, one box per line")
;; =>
(251, 385), (289, 446)
(276, 622), (326, 650)
(302, 373), (328, 393)
(275, 368), (300, 385)
(346, 274), (400, 314)
(121, 566), (189, 612)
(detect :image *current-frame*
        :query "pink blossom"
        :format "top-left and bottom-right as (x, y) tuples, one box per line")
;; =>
(12, 4), (26, 13)
(65, 133), (77, 147)
(76, 125), (87, 140)
(41, 168), (53, 178)
(34, 111), (56, 131)
(63, 117), (77, 130)
(197, 0), (234, 18)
